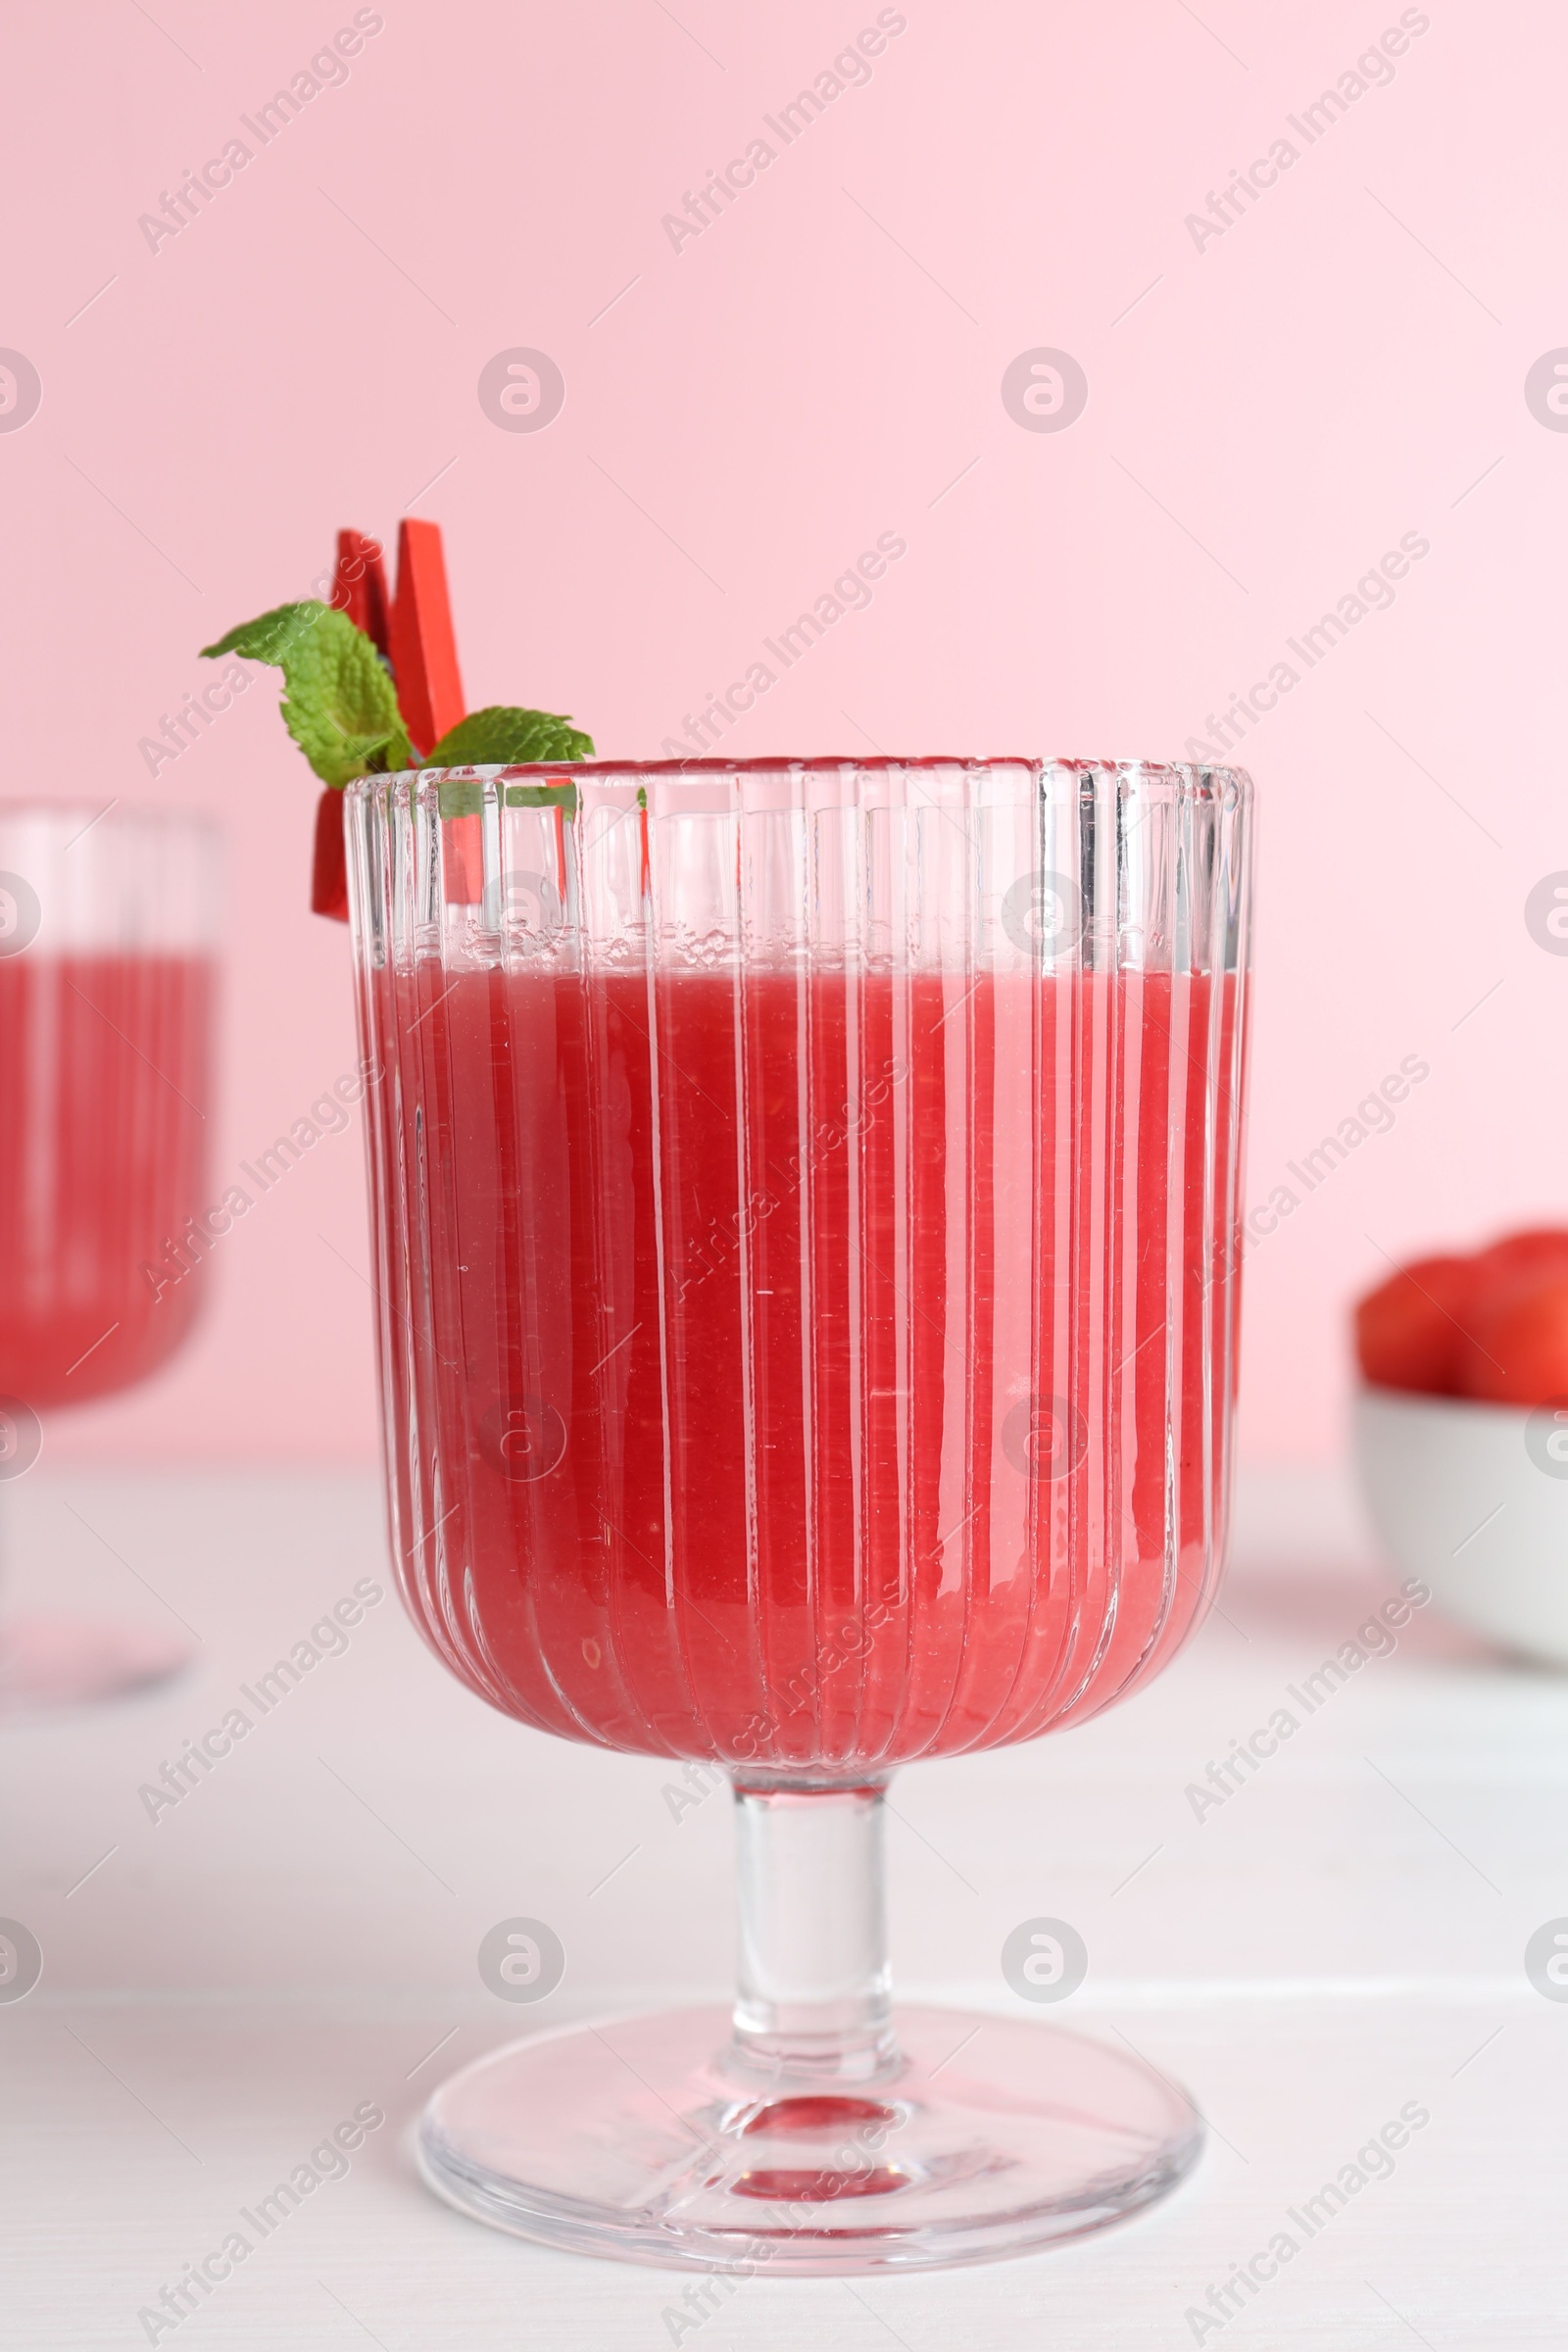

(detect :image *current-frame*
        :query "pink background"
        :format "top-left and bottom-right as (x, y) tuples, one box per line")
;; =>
(2, 0), (1560, 1468)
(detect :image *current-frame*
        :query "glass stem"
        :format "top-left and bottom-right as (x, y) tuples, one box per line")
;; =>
(728, 1777), (898, 2084)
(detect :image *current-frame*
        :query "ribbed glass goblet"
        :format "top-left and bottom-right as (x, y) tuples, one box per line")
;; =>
(346, 756), (1252, 2272)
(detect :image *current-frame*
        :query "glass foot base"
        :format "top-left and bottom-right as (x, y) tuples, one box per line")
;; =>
(417, 2004), (1202, 2274)
(0, 1619), (192, 1712)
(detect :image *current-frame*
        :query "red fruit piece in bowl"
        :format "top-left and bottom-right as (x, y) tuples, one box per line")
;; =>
(1472, 1227), (1568, 1287)
(1461, 1264), (1568, 1404)
(1354, 1255), (1475, 1395)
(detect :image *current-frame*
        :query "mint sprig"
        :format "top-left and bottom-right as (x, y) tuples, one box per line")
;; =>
(202, 603), (412, 787)
(203, 606), (594, 788)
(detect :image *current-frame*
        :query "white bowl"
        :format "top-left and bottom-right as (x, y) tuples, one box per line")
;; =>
(1353, 1386), (1568, 1666)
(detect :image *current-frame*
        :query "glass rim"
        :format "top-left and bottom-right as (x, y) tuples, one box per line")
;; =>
(349, 756), (1252, 788)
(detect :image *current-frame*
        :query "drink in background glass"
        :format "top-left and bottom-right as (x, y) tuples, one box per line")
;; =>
(348, 757), (1252, 2272)
(0, 807), (218, 1706)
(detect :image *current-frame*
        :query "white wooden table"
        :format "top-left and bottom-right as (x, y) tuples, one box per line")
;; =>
(2, 1464), (1564, 2349)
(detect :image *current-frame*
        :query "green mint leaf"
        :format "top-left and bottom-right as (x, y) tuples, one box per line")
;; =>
(424, 706), (594, 767)
(201, 602), (412, 787)
(202, 603), (318, 666)
(437, 777), (580, 819)
(503, 782), (578, 811)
